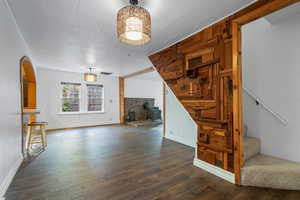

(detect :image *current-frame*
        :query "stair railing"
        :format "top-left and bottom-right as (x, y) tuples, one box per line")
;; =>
(243, 86), (288, 126)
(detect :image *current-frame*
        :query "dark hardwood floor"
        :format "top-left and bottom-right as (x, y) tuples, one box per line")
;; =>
(5, 125), (300, 200)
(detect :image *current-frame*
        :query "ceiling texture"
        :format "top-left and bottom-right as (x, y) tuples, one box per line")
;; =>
(8, 0), (255, 76)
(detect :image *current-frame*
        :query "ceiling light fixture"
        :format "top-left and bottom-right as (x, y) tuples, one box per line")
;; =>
(117, 0), (151, 45)
(84, 67), (97, 82)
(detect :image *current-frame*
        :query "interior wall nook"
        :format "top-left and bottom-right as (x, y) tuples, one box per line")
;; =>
(20, 56), (36, 110)
(149, 0), (300, 184)
(20, 56), (36, 154)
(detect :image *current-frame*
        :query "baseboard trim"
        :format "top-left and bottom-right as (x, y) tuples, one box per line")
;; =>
(46, 123), (121, 132)
(193, 158), (235, 184)
(0, 156), (23, 199)
(165, 134), (195, 148)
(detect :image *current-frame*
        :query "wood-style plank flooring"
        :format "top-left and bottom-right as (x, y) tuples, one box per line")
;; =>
(5, 125), (300, 200)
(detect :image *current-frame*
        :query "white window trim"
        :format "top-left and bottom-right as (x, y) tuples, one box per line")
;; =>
(86, 84), (105, 113)
(60, 82), (81, 114)
(58, 82), (105, 115)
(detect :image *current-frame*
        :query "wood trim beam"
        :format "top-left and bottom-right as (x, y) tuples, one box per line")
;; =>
(119, 77), (125, 124)
(232, 0), (300, 25)
(122, 67), (154, 79)
(232, 22), (243, 185)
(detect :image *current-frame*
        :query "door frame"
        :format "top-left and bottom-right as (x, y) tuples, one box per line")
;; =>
(20, 56), (36, 156)
(231, 0), (300, 184)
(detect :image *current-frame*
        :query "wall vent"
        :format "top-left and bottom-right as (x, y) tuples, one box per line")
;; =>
(100, 72), (113, 76)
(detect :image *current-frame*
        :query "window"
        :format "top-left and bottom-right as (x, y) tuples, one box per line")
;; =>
(87, 84), (104, 112)
(59, 82), (104, 114)
(61, 82), (81, 112)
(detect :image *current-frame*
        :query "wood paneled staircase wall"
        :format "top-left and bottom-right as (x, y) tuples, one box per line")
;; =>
(149, 18), (235, 172)
(149, 0), (300, 184)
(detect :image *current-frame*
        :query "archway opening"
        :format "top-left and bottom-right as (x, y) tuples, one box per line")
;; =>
(20, 57), (37, 155)
(21, 57), (36, 110)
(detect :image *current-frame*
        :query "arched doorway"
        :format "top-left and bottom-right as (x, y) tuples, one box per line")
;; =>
(20, 56), (37, 155)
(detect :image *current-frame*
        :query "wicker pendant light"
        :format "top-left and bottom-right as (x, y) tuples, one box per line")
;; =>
(117, 0), (151, 45)
(84, 68), (97, 82)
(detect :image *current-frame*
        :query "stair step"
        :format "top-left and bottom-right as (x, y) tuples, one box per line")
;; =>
(244, 136), (260, 161)
(241, 154), (300, 190)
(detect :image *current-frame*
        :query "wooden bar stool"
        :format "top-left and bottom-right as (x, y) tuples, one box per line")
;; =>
(25, 121), (48, 152)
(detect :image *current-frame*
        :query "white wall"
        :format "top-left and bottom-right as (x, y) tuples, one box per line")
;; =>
(0, 0), (31, 197)
(165, 86), (197, 148)
(242, 15), (300, 162)
(124, 71), (197, 148)
(37, 68), (120, 130)
(124, 77), (163, 111)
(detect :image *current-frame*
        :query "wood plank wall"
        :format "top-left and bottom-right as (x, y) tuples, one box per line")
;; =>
(150, 18), (235, 173)
(149, 0), (300, 184)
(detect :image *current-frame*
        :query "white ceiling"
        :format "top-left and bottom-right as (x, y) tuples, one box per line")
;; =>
(8, 0), (255, 76)
(265, 2), (300, 24)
